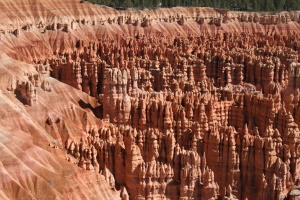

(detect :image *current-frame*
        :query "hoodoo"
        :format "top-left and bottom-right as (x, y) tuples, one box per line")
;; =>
(0, 0), (300, 199)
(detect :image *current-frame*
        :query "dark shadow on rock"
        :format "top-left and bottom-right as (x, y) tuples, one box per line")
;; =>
(166, 180), (180, 199)
(78, 100), (103, 119)
(14, 89), (27, 105)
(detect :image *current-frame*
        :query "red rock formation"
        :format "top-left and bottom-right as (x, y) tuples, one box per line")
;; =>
(0, 0), (300, 199)
(52, 31), (300, 199)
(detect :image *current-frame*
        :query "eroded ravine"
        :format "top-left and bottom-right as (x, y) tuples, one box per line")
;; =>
(1, 0), (300, 200)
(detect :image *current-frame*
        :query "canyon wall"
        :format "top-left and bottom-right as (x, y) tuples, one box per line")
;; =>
(0, 0), (300, 199)
(51, 33), (300, 200)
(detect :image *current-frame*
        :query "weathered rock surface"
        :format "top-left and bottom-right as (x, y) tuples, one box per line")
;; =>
(0, 0), (300, 200)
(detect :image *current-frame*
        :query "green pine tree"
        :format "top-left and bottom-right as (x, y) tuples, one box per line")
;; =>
(121, 0), (133, 7)
(264, 0), (275, 11)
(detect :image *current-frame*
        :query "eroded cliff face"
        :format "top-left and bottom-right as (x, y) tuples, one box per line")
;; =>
(48, 35), (300, 200)
(1, 0), (300, 200)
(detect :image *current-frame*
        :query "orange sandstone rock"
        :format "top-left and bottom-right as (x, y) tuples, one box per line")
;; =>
(0, 0), (300, 200)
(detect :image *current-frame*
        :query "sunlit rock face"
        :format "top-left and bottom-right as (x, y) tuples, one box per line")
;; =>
(0, 0), (300, 199)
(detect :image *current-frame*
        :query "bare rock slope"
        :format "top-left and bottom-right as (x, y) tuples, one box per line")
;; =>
(1, 0), (300, 199)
